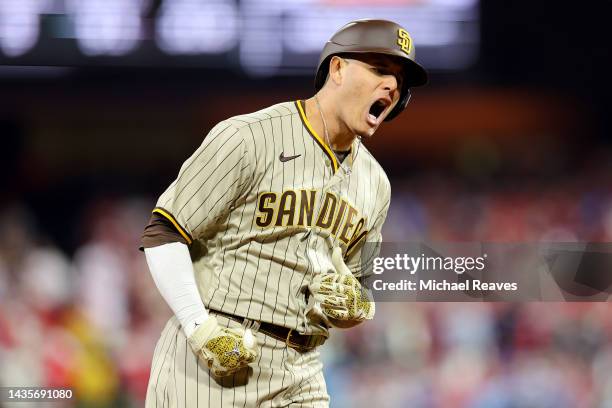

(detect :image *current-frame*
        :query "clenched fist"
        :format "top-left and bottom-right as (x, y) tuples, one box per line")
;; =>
(308, 247), (375, 323)
(187, 316), (258, 377)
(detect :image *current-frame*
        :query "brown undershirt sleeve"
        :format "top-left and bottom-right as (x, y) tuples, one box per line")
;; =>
(140, 212), (188, 251)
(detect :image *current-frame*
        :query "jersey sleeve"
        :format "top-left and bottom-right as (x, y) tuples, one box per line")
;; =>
(344, 184), (391, 279)
(153, 122), (254, 243)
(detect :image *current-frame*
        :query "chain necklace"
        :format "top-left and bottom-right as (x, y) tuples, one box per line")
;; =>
(314, 95), (361, 175)
(314, 95), (337, 163)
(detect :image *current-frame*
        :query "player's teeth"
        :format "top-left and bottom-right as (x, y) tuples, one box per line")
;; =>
(368, 113), (377, 123)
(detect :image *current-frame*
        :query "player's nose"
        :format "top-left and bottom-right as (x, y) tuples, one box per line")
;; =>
(382, 74), (398, 90)
(381, 75), (399, 101)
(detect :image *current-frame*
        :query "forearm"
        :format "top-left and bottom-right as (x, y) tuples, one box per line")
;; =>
(144, 242), (208, 337)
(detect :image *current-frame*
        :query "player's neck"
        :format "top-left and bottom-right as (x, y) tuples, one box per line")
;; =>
(304, 96), (355, 152)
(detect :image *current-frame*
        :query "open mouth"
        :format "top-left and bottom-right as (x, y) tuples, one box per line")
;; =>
(367, 99), (389, 124)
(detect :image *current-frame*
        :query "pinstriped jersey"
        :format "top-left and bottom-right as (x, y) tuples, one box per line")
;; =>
(154, 100), (390, 336)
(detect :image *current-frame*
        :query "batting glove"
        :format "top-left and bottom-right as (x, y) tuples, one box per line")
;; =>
(309, 247), (375, 322)
(187, 316), (258, 377)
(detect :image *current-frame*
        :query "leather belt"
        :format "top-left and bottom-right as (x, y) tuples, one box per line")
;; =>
(209, 310), (327, 353)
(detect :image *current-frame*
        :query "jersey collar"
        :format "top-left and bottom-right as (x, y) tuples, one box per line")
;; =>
(295, 100), (340, 173)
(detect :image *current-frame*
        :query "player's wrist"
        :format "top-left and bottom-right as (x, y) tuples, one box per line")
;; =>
(187, 316), (259, 377)
(182, 311), (211, 338)
(187, 315), (219, 348)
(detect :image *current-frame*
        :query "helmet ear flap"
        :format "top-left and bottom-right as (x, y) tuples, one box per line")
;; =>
(385, 88), (411, 122)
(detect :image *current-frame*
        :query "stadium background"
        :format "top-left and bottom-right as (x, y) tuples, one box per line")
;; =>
(1, 0), (611, 407)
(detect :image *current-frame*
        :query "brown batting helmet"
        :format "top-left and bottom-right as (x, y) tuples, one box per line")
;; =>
(314, 19), (428, 121)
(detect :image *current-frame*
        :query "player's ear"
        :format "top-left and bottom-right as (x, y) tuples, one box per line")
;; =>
(328, 56), (345, 86)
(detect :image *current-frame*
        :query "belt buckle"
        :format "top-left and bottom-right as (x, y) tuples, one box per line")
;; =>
(285, 329), (306, 352)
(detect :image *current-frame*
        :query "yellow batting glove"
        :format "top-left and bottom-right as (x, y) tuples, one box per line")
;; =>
(309, 247), (375, 322)
(187, 316), (258, 377)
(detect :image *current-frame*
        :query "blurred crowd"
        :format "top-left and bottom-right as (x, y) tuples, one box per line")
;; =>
(0, 199), (168, 407)
(1, 174), (611, 407)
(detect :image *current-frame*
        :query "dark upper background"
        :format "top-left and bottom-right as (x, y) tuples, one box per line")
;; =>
(1, 0), (611, 253)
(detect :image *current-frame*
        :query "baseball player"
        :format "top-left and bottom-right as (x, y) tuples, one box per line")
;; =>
(141, 19), (427, 407)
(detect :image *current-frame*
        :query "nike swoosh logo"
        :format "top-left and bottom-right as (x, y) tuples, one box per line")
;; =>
(279, 152), (301, 162)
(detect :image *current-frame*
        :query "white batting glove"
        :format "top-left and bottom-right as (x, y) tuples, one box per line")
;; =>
(308, 247), (375, 322)
(187, 316), (258, 377)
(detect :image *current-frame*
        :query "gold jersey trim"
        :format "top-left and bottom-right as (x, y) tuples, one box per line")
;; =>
(295, 100), (339, 173)
(152, 207), (193, 245)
